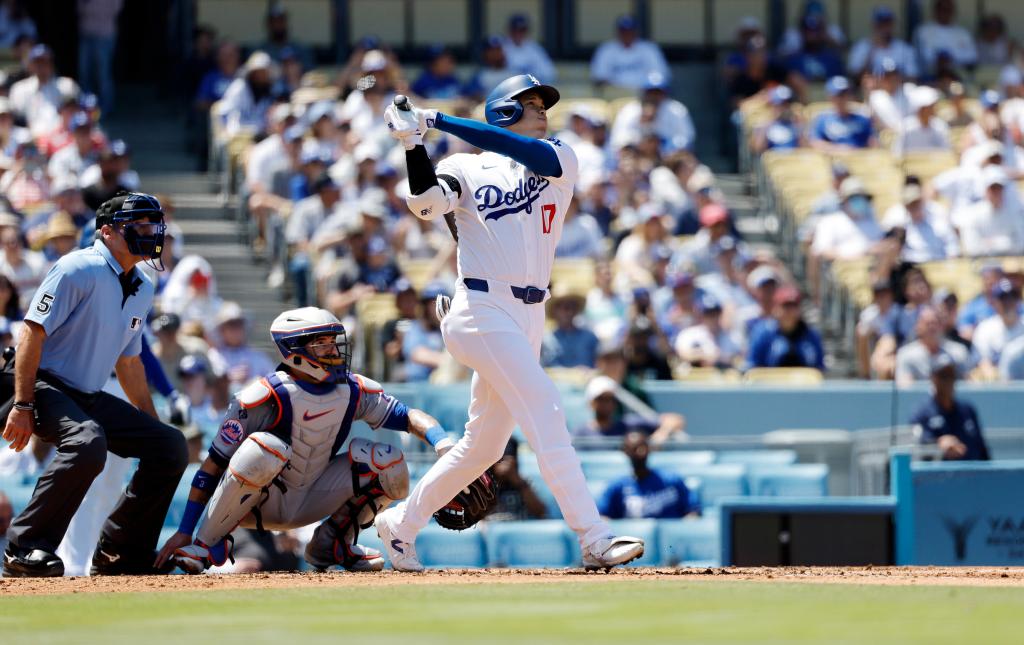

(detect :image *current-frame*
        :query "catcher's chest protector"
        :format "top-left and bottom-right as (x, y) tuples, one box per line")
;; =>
(271, 374), (359, 490)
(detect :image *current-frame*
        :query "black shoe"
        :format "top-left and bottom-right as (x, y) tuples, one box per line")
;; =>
(90, 539), (174, 576)
(2, 545), (65, 578)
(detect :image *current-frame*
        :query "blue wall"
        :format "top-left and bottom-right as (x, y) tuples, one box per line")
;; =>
(385, 381), (1024, 437)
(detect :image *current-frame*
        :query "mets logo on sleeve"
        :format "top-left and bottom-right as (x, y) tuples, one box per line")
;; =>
(130, 317), (142, 330)
(476, 176), (550, 222)
(218, 419), (244, 445)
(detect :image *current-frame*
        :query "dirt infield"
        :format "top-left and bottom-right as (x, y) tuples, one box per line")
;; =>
(2, 566), (1022, 596)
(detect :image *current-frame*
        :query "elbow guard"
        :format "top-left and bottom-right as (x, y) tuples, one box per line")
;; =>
(406, 182), (457, 221)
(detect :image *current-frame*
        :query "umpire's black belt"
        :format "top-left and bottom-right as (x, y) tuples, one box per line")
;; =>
(463, 278), (547, 305)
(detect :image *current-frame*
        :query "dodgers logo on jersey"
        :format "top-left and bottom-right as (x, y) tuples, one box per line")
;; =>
(218, 419), (244, 445)
(476, 175), (551, 222)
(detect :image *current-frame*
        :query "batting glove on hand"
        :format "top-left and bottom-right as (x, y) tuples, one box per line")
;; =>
(435, 294), (451, 321)
(385, 97), (438, 150)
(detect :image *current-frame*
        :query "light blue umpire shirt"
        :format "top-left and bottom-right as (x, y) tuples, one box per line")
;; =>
(24, 239), (155, 393)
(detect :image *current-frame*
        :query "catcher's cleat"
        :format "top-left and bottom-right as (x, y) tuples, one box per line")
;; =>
(582, 535), (645, 571)
(374, 507), (424, 572)
(306, 517), (384, 572)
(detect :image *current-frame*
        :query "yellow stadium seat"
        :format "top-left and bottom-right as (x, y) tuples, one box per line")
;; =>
(399, 258), (437, 291)
(547, 98), (610, 132)
(290, 86), (339, 106)
(356, 294), (399, 328)
(550, 258), (596, 296)
(672, 366), (742, 384)
(744, 367), (824, 385)
(545, 367), (593, 387)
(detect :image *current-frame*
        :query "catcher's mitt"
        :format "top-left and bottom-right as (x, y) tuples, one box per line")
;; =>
(433, 469), (498, 530)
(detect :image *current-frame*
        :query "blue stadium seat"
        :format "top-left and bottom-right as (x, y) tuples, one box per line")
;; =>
(679, 464), (748, 508)
(607, 519), (660, 566)
(587, 479), (611, 506)
(416, 524), (487, 568)
(579, 451), (631, 480)
(524, 477), (562, 519)
(747, 464), (829, 497)
(648, 450), (715, 473)
(4, 482), (35, 515)
(484, 520), (579, 567)
(716, 450), (798, 466)
(164, 464), (200, 528)
(658, 518), (721, 567)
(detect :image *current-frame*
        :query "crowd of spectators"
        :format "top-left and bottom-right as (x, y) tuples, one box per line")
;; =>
(738, 0), (1024, 388)
(188, 3), (823, 431)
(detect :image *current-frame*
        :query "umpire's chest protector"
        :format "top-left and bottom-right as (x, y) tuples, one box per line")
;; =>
(274, 375), (359, 490)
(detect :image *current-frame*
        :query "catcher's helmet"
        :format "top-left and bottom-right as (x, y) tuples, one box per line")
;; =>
(271, 307), (351, 384)
(95, 191), (166, 270)
(484, 74), (560, 127)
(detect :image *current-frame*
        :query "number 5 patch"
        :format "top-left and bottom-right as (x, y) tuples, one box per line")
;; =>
(36, 293), (55, 315)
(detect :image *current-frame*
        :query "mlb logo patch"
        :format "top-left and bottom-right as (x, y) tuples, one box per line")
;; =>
(130, 317), (142, 330)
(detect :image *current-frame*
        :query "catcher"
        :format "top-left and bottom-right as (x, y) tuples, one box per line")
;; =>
(155, 307), (490, 573)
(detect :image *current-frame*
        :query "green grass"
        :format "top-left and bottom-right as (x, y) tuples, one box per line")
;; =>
(2, 579), (1023, 644)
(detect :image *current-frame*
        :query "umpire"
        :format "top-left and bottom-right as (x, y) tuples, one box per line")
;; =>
(1, 192), (188, 577)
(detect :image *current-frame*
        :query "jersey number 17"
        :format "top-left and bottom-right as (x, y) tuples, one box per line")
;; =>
(541, 204), (556, 235)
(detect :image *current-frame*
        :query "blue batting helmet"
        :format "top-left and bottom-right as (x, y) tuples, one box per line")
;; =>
(484, 74), (560, 127)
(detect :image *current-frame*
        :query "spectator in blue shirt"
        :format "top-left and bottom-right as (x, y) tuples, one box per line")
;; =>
(401, 282), (447, 382)
(747, 284), (826, 370)
(957, 264), (1008, 341)
(542, 290), (599, 368)
(195, 41), (240, 111)
(910, 353), (990, 460)
(785, 13), (845, 84)
(809, 76), (875, 152)
(411, 45), (462, 100)
(463, 36), (510, 101)
(751, 85), (805, 153)
(599, 431), (698, 519)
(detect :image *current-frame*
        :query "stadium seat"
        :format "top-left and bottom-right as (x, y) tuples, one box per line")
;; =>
(658, 518), (721, 567)
(716, 450), (798, 466)
(747, 464), (829, 497)
(648, 450), (716, 472)
(4, 482), (36, 515)
(484, 520), (579, 568)
(744, 367), (824, 386)
(579, 451), (631, 480)
(679, 464), (748, 508)
(607, 519), (660, 567)
(416, 524), (487, 568)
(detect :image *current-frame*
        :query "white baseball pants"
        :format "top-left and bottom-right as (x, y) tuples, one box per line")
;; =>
(390, 281), (610, 549)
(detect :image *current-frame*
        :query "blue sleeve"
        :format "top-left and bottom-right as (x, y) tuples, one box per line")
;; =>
(24, 263), (84, 336)
(411, 74), (431, 98)
(910, 407), (933, 441)
(856, 115), (874, 147)
(140, 335), (175, 397)
(433, 113), (563, 177)
(401, 323), (426, 359)
(598, 481), (623, 519)
(675, 478), (695, 516)
(380, 399), (410, 431)
(747, 328), (769, 368)
(809, 115), (826, 141)
(810, 330), (826, 371)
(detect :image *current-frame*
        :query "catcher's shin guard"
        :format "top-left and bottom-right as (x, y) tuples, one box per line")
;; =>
(195, 432), (291, 546)
(305, 439), (407, 571)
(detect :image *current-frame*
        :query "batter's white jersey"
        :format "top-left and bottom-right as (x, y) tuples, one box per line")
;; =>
(436, 138), (578, 288)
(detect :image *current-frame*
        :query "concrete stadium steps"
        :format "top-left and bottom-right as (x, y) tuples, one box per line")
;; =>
(103, 85), (288, 354)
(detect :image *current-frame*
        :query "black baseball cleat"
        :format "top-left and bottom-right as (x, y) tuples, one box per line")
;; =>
(2, 545), (65, 578)
(90, 538), (174, 576)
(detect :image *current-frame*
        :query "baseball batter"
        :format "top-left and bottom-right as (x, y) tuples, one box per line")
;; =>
(377, 75), (644, 571)
(155, 307), (453, 573)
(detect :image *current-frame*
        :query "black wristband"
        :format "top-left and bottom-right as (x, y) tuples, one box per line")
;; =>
(13, 401), (35, 411)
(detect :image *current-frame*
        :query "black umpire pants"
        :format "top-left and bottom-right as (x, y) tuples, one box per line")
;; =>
(5, 371), (188, 554)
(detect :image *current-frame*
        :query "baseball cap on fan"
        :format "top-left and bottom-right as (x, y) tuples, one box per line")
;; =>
(585, 375), (619, 403)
